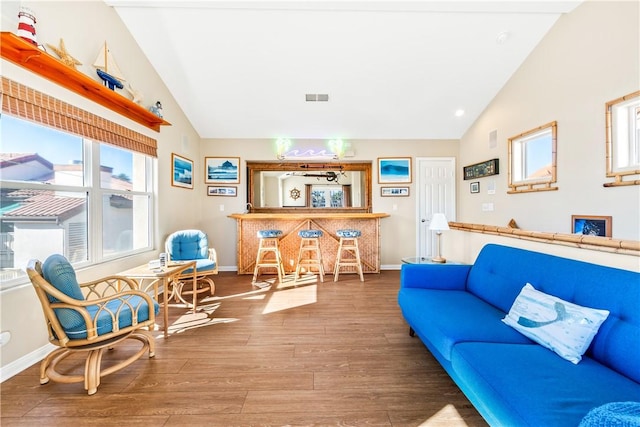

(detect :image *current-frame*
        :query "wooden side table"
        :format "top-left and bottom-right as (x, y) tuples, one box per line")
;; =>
(119, 261), (196, 338)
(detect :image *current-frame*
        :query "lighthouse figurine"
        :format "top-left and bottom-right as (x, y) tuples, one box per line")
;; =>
(17, 7), (39, 47)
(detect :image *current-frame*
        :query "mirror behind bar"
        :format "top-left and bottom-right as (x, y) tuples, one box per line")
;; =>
(246, 161), (372, 213)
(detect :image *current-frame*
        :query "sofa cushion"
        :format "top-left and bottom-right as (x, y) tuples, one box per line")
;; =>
(397, 288), (531, 361)
(451, 342), (640, 427)
(466, 244), (640, 384)
(503, 283), (609, 364)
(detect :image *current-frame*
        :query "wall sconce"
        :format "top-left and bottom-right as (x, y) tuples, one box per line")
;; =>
(276, 138), (292, 159)
(429, 213), (450, 263)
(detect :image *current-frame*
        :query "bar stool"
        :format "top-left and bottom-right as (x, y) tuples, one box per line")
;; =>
(295, 229), (324, 282)
(334, 229), (364, 282)
(252, 229), (285, 284)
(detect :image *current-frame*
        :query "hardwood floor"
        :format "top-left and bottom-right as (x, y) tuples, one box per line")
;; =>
(1, 270), (487, 426)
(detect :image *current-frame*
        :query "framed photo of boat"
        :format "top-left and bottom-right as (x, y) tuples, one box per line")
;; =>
(205, 157), (240, 184)
(171, 153), (193, 189)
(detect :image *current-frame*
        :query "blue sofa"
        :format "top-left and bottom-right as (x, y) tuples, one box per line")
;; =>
(398, 244), (640, 426)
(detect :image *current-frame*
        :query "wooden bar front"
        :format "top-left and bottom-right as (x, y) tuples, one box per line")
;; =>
(228, 213), (389, 275)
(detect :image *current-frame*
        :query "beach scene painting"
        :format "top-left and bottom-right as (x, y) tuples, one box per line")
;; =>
(205, 157), (240, 184)
(172, 153), (193, 189)
(378, 157), (412, 183)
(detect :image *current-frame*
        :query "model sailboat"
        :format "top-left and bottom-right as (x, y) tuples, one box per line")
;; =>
(93, 42), (125, 90)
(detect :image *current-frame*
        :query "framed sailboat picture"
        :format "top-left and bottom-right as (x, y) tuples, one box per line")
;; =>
(205, 157), (240, 184)
(171, 153), (193, 189)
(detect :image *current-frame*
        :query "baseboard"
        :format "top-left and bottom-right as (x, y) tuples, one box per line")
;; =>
(0, 343), (55, 383)
(381, 264), (402, 270)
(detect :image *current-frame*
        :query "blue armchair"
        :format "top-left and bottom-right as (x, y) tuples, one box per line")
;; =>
(165, 229), (218, 310)
(26, 254), (158, 395)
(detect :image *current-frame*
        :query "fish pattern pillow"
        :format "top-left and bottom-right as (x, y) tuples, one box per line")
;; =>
(502, 283), (610, 364)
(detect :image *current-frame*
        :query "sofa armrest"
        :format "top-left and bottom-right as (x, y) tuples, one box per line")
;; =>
(400, 263), (471, 290)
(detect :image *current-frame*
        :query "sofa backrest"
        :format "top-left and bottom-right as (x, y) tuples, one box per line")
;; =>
(466, 244), (640, 383)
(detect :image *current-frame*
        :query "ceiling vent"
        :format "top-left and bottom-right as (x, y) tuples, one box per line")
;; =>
(305, 94), (329, 102)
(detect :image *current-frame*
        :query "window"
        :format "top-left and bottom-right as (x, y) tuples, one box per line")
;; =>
(311, 186), (344, 208)
(508, 121), (558, 194)
(605, 90), (640, 186)
(0, 115), (154, 288)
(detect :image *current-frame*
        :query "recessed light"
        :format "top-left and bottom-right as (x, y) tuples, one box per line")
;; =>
(496, 31), (510, 44)
(455, 109), (465, 117)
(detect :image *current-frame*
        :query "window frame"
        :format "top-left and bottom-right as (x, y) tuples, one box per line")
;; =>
(507, 121), (558, 194)
(605, 90), (640, 187)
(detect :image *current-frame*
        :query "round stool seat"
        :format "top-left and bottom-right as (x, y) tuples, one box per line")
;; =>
(337, 229), (361, 238)
(257, 229), (283, 238)
(299, 229), (323, 238)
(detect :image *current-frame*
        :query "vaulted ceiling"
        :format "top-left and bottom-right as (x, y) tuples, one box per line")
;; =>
(108, 1), (581, 140)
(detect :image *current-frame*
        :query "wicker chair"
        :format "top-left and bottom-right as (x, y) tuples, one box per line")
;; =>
(26, 255), (158, 395)
(165, 229), (218, 310)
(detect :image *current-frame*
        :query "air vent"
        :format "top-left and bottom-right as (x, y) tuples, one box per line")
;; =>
(305, 94), (329, 102)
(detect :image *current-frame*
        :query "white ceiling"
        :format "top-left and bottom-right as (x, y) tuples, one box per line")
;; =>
(108, 1), (581, 140)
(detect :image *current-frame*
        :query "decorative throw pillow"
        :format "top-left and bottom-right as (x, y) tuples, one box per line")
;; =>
(502, 283), (610, 364)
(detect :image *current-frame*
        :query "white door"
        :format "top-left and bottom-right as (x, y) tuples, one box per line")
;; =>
(416, 157), (456, 258)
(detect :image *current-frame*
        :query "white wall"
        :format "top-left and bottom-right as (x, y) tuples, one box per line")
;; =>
(448, 0), (639, 272)
(457, 0), (640, 241)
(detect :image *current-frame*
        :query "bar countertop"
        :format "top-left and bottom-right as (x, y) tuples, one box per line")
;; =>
(228, 212), (390, 220)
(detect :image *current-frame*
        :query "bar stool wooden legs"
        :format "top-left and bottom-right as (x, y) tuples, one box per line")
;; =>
(252, 229), (285, 284)
(334, 229), (364, 282)
(295, 230), (324, 282)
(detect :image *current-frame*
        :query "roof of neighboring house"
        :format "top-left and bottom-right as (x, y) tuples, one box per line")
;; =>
(2, 192), (85, 222)
(0, 153), (54, 170)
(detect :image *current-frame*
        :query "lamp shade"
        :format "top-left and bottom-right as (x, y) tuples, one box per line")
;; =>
(429, 213), (450, 231)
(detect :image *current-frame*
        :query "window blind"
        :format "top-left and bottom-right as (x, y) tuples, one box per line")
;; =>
(1, 77), (157, 157)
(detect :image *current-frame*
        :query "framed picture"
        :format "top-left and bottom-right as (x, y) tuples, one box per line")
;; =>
(205, 156), (240, 184)
(381, 186), (410, 197)
(470, 181), (480, 193)
(171, 153), (193, 189)
(463, 158), (499, 180)
(571, 215), (612, 237)
(207, 186), (237, 196)
(378, 157), (412, 183)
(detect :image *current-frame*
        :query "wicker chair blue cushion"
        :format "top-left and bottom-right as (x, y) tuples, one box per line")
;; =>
(42, 254), (158, 340)
(337, 229), (361, 238)
(166, 229), (216, 273)
(257, 229), (283, 238)
(299, 229), (323, 238)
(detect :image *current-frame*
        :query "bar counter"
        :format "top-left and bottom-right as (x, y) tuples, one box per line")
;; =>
(228, 212), (390, 275)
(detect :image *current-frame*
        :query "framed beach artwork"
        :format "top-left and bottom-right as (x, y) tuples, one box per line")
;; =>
(381, 186), (410, 197)
(571, 215), (612, 238)
(171, 153), (193, 189)
(207, 186), (237, 196)
(205, 157), (240, 184)
(378, 157), (412, 184)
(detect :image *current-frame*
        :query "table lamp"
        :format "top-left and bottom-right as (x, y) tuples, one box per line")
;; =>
(429, 213), (450, 263)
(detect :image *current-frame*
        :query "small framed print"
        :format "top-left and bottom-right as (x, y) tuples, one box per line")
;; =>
(205, 157), (240, 184)
(171, 153), (193, 189)
(378, 157), (412, 183)
(207, 186), (237, 196)
(571, 215), (612, 237)
(381, 186), (410, 197)
(470, 181), (480, 193)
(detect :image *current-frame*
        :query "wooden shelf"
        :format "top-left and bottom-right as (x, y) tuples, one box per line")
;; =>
(0, 32), (170, 132)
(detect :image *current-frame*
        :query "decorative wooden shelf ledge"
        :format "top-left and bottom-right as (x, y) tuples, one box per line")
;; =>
(0, 32), (170, 132)
(449, 221), (640, 256)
